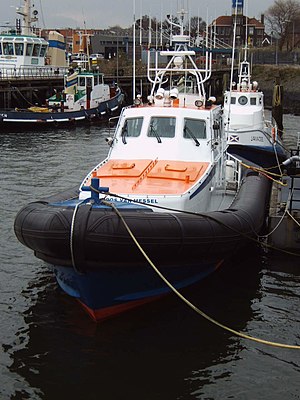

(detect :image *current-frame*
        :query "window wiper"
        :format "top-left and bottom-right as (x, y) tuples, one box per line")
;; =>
(121, 122), (127, 144)
(184, 124), (200, 146)
(150, 124), (162, 143)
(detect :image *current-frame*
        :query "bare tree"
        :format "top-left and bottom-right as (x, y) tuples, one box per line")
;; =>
(189, 16), (206, 41)
(265, 0), (300, 50)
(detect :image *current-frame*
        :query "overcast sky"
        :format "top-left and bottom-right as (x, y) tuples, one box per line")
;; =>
(1, 0), (276, 30)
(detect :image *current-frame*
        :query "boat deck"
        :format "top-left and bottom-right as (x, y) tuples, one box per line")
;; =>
(91, 159), (210, 195)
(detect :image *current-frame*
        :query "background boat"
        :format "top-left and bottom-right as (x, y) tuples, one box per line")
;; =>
(0, 0), (124, 129)
(223, 10), (288, 169)
(0, 72), (124, 129)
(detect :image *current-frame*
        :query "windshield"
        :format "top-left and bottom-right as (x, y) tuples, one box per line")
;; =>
(147, 117), (176, 139)
(183, 118), (206, 140)
(120, 117), (143, 144)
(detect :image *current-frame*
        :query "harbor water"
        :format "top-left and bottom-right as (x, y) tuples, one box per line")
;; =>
(0, 115), (299, 399)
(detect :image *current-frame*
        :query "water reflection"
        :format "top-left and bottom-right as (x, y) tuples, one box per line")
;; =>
(7, 247), (263, 400)
(186, 253), (300, 400)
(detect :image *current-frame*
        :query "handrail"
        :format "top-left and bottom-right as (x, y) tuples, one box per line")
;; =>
(0, 66), (68, 80)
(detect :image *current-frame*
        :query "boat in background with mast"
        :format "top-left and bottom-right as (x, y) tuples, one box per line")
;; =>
(0, 0), (124, 129)
(223, 7), (288, 170)
(0, 69), (123, 128)
(0, 0), (68, 78)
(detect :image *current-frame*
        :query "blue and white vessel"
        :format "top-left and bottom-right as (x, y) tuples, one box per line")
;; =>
(224, 50), (288, 169)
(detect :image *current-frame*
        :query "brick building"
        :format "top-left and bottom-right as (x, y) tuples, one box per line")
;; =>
(210, 0), (265, 48)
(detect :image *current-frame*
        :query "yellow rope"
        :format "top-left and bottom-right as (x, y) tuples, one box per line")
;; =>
(240, 162), (286, 185)
(273, 85), (282, 107)
(104, 200), (300, 350)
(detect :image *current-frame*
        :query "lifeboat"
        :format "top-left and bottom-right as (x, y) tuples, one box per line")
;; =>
(14, 10), (272, 321)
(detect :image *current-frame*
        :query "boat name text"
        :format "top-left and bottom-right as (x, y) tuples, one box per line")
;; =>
(106, 197), (158, 204)
(250, 136), (264, 142)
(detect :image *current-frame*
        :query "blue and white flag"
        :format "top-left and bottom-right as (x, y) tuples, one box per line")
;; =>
(232, 0), (244, 7)
(229, 135), (240, 143)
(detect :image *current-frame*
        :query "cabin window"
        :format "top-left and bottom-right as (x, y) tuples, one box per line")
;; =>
(15, 43), (24, 56)
(32, 44), (41, 57)
(3, 42), (14, 55)
(250, 97), (256, 105)
(79, 77), (85, 86)
(94, 75), (99, 85)
(86, 77), (93, 87)
(238, 96), (248, 105)
(148, 117), (176, 138)
(230, 97), (236, 104)
(40, 45), (47, 57)
(183, 118), (206, 140)
(94, 75), (103, 85)
(26, 43), (33, 56)
(121, 117), (143, 138)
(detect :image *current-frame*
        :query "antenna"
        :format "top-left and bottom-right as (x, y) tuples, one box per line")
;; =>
(38, 0), (46, 28)
(16, 0), (37, 36)
(244, 0), (248, 60)
(226, 0), (239, 134)
(133, 0), (136, 101)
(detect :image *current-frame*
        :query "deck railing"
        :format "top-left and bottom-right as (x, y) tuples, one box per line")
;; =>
(0, 66), (68, 80)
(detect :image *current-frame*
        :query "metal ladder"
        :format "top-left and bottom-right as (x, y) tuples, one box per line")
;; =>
(289, 132), (300, 212)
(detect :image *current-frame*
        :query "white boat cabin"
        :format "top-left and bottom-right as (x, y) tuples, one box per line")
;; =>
(0, 35), (48, 70)
(110, 105), (224, 164)
(79, 103), (230, 213)
(48, 70), (110, 111)
(78, 9), (240, 213)
(223, 58), (266, 131)
(224, 89), (265, 130)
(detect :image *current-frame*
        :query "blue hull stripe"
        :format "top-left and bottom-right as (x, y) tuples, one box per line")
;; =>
(189, 165), (215, 200)
(48, 40), (66, 50)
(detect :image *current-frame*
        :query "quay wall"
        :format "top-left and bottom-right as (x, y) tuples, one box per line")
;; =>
(0, 65), (299, 115)
(0, 77), (64, 109)
(252, 65), (300, 115)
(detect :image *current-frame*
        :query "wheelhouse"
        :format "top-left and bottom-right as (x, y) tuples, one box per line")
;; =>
(0, 35), (48, 68)
(109, 106), (223, 164)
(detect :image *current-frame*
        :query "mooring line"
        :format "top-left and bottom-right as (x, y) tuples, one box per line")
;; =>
(103, 200), (300, 350)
